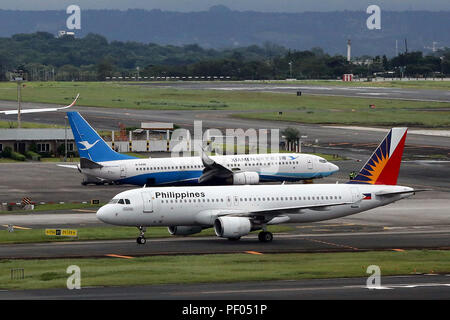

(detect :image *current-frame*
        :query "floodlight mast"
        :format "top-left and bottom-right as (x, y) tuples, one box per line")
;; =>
(11, 70), (24, 128)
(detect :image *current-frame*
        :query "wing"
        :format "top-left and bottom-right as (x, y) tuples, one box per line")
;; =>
(198, 151), (234, 183)
(0, 94), (79, 115)
(195, 200), (355, 225)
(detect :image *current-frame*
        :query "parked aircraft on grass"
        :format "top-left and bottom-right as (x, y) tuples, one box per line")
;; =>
(96, 127), (423, 244)
(65, 111), (339, 186)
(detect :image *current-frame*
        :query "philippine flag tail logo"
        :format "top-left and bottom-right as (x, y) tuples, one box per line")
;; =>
(363, 193), (372, 200)
(348, 128), (407, 186)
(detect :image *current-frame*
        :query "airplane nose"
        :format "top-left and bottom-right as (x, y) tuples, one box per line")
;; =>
(330, 163), (339, 173)
(96, 205), (109, 223)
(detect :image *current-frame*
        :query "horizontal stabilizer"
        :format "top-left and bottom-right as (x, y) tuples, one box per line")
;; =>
(57, 164), (79, 169)
(375, 188), (430, 197)
(80, 157), (103, 169)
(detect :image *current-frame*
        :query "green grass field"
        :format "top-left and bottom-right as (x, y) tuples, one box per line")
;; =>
(0, 81), (448, 127)
(1, 250), (448, 290)
(0, 120), (64, 129)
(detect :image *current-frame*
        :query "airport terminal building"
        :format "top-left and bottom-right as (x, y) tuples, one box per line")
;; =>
(0, 128), (75, 155)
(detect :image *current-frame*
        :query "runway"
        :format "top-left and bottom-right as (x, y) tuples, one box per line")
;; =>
(1, 274), (449, 300)
(127, 81), (450, 103)
(0, 225), (449, 260)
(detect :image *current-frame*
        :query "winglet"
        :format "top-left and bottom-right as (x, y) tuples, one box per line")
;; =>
(200, 148), (215, 168)
(348, 128), (408, 185)
(60, 93), (80, 110)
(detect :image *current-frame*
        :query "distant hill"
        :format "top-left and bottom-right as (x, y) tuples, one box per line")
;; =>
(0, 7), (449, 56)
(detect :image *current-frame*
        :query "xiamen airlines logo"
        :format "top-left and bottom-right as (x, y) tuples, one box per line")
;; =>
(78, 140), (100, 150)
(288, 156), (299, 160)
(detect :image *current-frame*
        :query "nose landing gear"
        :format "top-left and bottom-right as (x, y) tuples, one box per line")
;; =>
(136, 226), (147, 244)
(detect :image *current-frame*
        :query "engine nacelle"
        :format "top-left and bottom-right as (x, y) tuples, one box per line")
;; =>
(168, 226), (203, 236)
(214, 216), (251, 239)
(232, 172), (259, 185)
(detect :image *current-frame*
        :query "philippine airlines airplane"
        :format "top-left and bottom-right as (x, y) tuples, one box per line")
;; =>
(97, 127), (421, 244)
(0, 94), (79, 115)
(66, 111), (339, 186)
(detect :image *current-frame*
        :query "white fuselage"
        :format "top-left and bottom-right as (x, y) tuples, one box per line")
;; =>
(82, 153), (338, 186)
(96, 184), (414, 228)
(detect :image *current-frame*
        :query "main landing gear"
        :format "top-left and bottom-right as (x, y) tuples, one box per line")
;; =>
(136, 226), (146, 245)
(258, 231), (273, 243)
(257, 223), (273, 242)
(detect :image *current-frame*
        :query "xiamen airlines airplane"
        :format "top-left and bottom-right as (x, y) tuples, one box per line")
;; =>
(96, 127), (423, 244)
(66, 111), (339, 186)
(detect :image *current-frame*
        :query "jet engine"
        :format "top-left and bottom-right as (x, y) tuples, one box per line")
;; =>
(214, 216), (252, 239)
(232, 172), (259, 185)
(168, 226), (203, 236)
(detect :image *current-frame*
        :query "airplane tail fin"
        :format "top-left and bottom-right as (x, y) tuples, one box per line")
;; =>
(348, 127), (408, 186)
(67, 111), (136, 162)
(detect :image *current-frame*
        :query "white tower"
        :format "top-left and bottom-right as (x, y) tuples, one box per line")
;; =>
(347, 39), (351, 62)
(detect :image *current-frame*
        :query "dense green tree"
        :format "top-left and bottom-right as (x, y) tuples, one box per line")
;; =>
(0, 32), (447, 81)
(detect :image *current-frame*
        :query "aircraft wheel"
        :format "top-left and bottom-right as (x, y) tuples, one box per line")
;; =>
(137, 236), (146, 245)
(258, 231), (273, 243)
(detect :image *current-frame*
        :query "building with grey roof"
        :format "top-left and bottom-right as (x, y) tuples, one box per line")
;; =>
(0, 128), (75, 155)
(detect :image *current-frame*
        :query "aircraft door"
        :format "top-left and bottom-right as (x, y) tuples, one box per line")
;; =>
(350, 187), (360, 208)
(120, 164), (126, 178)
(141, 192), (153, 213)
(307, 157), (313, 170)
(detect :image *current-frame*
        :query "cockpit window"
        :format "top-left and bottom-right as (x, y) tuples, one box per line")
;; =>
(110, 198), (131, 205)
(319, 159), (327, 163)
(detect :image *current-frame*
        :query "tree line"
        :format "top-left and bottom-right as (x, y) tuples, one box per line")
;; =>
(1, 32), (449, 81)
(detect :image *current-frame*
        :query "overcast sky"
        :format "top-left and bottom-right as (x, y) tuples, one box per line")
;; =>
(1, 0), (449, 12)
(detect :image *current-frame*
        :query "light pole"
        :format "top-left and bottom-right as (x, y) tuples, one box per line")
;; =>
(17, 80), (22, 128)
(11, 70), (24, 128)
(288, 61), (293, 79)
(64, 115), (68, 162)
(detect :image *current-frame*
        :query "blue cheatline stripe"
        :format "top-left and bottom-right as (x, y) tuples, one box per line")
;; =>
(117, 170), (337, 186)
(118, 170), (202, 186)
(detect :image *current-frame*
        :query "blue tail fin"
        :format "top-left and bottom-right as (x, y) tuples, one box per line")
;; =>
(67, 111), (136, 162)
